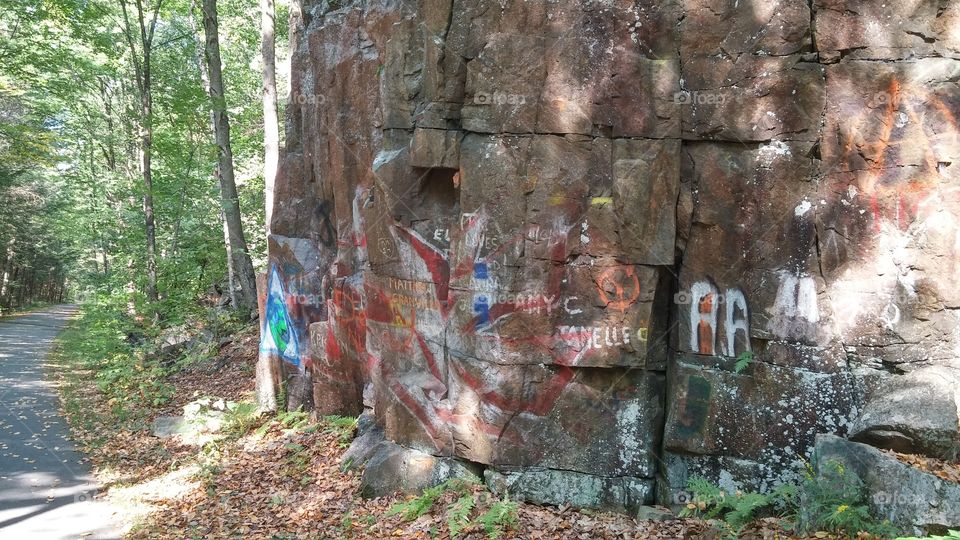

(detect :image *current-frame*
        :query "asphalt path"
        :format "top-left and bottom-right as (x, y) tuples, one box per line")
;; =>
(0, 305), (119, 539)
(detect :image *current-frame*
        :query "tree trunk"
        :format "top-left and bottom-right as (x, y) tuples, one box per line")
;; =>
(261, 0), (279, 234)
(200, 0), (258, 313)
(0, 237), (14, 306)
(221, 208), (238, 308)
(119, 0), (163, 306)
(141, 64), (159, 303)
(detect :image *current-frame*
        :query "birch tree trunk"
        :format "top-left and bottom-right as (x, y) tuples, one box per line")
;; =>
(261, 0), (279, 234)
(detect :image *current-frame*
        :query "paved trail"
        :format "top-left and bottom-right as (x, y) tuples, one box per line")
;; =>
(0, 305), (119, 539)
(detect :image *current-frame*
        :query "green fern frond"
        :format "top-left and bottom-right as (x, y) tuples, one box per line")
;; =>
(447, 494), (476, 538)
(478, 499), (518, 540)
(733, 351), (755, 373)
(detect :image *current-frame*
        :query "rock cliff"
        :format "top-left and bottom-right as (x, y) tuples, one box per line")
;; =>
(259, 0), (960, 510)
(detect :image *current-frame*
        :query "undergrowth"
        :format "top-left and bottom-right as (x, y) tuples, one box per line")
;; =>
(55, 298), (174, 428)
(682, 457), (899, 539)
(386, 478), (519, 539)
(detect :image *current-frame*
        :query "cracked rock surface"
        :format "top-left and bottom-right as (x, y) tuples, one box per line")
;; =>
(258, 0), (960, 511)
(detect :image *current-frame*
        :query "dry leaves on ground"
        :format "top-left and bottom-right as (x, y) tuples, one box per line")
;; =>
(59, 323), (874, 540)
(886, 449), (960, 484)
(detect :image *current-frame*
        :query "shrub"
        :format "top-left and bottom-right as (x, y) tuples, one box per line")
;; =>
(791, 458), (898, 538)
(681, 458), (900, 539)
(222, 401), (261, 439)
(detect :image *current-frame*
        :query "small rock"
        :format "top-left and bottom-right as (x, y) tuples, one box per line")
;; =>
(635, 505), (676, 522)
(152, 416), (188, 438)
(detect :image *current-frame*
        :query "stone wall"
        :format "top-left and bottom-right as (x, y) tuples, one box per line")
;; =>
(259, 0), (960, 509)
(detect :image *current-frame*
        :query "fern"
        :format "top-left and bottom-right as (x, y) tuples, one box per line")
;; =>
(387, 481), (455, 521)
(223, 401), (260, 438)
(733, 351), (755, 373)
(254, 407), (313, 437)
(725, 492), (771, 529)
(386, 492), (438, 521)
(477, 499), (518, 540)
(447, 494), (476, 538)
(322, 415), (358, 447)
(681, 475), (785, 538)
(687, 475), (724, 501)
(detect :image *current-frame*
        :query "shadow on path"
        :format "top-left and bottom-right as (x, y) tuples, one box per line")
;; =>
(0, 305), (121, 539)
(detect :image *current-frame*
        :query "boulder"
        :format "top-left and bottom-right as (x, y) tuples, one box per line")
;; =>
(341, 412), (384, 471)
(257, 0), (960, 509)
(850, 366), (960, 461)
(484, 467), (653, 514)
(815, 434), (960, 536)
(661, 356), (878, 494)
(359, 440), (482, 498)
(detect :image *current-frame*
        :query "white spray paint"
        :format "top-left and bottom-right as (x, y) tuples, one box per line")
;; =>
(724, 288), (751, 356)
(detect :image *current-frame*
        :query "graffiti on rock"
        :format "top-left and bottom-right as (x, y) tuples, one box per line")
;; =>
(687, 280), (751, 358)
(834, 78), (960, 231)
(767, 272), (820, 343)
(596, 266), (641, 312)
(675, 375), (712, 440)
(260, 266), (302, 366)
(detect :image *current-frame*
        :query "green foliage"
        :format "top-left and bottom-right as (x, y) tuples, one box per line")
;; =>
(682, 459), (900, 539)
(791, 458), (899, 538)
(222, 401), (261, 439)
(340, 510), (355, 534)
(0, 0), (277, 315)
(255, 407), (314, 439)
(476, 499), (519, 540)
(196, 440), (225, 496)
(387, 484), (448, 521)
(733, 350), (755, 374)
(281, 442), (313, 485)
(680, 475), (792, 537)
(322, 415), (358, 447)
(386, 479), (516, 540)
(58, 298), (175, 421)
(447, 494), (475, 538)
(387, 478), (476, 521)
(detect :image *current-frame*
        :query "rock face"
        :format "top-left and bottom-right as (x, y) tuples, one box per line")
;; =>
(815, 435), (960, 535)
(259, 0), (960, 510)
(850, 366), (960, 461)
